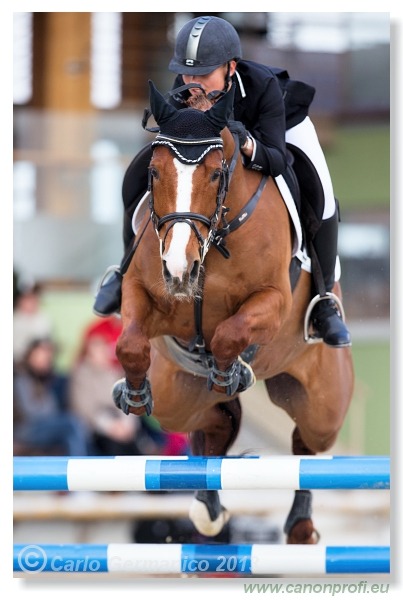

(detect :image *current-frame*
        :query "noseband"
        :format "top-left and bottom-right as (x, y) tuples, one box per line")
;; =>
(148, 134), (231, 261)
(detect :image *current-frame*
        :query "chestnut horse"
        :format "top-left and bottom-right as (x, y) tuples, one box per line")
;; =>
(114, 81), (354, 544)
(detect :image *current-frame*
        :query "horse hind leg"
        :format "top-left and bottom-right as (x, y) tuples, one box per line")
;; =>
(189, 397), (242, 537)
(285, 427), (319, 544)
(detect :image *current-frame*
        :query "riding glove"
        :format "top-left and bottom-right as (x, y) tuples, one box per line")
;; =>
(227, 120), (248, 148)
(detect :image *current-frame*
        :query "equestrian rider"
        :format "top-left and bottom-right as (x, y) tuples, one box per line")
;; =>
(93, 15), (351, 348)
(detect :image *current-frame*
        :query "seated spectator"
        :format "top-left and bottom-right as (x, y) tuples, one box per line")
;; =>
(13, 279), (53, 366)
(13, 338), (90, 456)
(70, 321), (142, 456)
(71, 316), (189, 457)
(76, 315), (123, 369)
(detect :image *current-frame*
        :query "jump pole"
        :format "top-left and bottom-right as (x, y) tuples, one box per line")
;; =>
(13, 543), (390, 575)
(13, 455), (390, 492)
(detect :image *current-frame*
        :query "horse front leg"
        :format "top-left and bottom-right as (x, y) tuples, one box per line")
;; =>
(209, 287), (290, 395)
(114, 283), (153, 417)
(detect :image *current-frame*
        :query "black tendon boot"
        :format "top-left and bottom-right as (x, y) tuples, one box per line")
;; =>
(309, 211), (351, 348)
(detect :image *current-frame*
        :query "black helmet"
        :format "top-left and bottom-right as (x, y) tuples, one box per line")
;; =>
(169, 16), (242, 76)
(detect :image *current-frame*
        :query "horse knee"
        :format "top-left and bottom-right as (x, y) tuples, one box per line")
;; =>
(116, 330), (151, 375)
(307, 424), (342, 453)
(292, 422), (341, 455)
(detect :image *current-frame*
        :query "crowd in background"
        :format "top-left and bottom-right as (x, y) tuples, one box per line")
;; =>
(13, 270), (189, 459)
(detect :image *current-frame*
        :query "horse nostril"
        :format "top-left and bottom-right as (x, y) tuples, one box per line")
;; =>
(163, 261), (172, 282)
(190, 260), (200, 283)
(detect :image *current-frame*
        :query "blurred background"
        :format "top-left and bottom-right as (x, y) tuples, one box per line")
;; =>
(12, 11), (390, 555)
(13, 11), (390, 456)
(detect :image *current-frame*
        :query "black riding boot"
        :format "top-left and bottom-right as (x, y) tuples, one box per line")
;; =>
(93, 213), (135, 317)
(93, 266), (123, 317)
(310, 211), (351, 348)
(93, 145), (152, 318)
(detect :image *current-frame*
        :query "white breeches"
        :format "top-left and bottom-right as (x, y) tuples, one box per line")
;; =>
(285, 117), (336, 220)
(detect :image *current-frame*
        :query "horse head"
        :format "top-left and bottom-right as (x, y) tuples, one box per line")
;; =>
(147, 80), (235, 299)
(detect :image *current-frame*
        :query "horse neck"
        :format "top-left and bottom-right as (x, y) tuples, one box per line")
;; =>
(222, 127), (259, 214)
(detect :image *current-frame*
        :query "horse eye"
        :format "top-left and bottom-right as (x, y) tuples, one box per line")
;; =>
(150, 166), (159, 180)
(211, 169), (221, 182)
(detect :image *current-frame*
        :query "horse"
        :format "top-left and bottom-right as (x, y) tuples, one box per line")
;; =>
(113, 80), (354, 544)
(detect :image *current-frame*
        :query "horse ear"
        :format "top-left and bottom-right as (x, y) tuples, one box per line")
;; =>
(148, 80), (178, 126)
(204, 84), (236, 131)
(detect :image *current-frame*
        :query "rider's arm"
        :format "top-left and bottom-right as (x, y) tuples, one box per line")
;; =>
(235, 69), (287, 177)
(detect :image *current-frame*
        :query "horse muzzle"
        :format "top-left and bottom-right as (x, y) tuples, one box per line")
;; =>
(162, 258), (201, 298)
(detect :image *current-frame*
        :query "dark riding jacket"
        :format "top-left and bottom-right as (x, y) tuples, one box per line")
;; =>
(170, 60), (315, 178)
(121, 60), (315, 250)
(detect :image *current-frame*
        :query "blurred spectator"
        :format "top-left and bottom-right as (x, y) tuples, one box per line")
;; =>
(70, 319), (142, 456)
(136, 415), (190, 457)
(13, 278), (53, 365)
(70, 316), (189, 456)
(76, 315), (122, 369)
(13, 338), (90, 456)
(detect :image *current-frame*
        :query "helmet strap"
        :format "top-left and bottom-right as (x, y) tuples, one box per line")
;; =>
(206, 63), (234, 103)
(224, 62), (232, 92)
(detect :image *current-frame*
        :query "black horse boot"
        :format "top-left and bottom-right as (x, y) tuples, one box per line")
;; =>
(310, 211), (351, 348)
(93, 266), (123, 317)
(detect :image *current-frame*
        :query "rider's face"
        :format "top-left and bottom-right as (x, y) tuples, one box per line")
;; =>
(182, 61), (236, 96)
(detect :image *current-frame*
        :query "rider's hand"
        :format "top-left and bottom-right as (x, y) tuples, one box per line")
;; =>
(227, 120), (248, 147)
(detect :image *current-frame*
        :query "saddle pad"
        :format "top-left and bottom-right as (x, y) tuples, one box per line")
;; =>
(132, 191), (150, 234)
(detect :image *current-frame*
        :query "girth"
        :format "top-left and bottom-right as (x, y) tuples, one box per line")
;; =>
(163, 335), (259, 379)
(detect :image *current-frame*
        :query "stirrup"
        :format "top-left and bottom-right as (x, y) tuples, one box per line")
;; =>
(95, 264), (121, 294)
(303, 292), (346, 344)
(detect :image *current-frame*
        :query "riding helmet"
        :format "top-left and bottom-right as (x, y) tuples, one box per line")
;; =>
(169, 16), (242, 75)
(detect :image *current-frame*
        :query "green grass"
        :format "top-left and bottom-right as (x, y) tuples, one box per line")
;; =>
(41, 290), (96, 372)
(338, 341), (390, 455)
(324, 123), (390, 210)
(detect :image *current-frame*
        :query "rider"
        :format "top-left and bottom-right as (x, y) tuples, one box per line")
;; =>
(93, 15), (351, 348)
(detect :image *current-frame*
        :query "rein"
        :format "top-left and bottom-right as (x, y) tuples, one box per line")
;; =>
(130, 106), (268, 361)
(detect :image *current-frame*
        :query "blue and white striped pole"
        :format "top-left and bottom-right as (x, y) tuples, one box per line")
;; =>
(13, 544), (390, 575)
(13, 455), (390, 491)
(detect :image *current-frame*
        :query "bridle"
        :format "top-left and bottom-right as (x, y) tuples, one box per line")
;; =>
(147, 134), (234, 263)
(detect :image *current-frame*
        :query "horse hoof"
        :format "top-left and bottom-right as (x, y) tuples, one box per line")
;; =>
(189, 497), (230, 536)
(237, 356), (256, 393)
(286, 519), (320, 545)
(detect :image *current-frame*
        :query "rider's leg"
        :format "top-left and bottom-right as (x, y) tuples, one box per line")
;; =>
(93, 145), (152, 317)
(310, 209), (351, 347)
(286, 117), (351, 347)
(92, 211), (133, 317)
